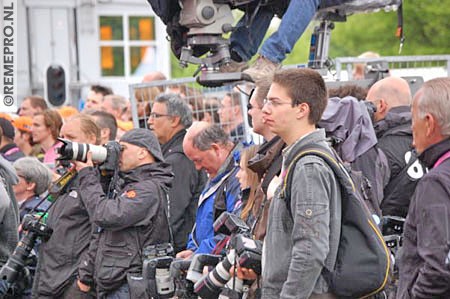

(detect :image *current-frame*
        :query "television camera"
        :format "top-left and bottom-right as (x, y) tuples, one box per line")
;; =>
(147, 0), (403, 86)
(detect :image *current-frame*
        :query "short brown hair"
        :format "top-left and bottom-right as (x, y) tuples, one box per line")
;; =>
(25, 95), (48, 111)
(328, 84), (368, 100)
(91, 84), (113, 96)
(272, 69), (328, 124)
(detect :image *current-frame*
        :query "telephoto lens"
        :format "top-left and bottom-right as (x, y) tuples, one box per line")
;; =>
(193, 250), (236, 299)
(186, 254), (221, 284)
(57, 138), (107, 163)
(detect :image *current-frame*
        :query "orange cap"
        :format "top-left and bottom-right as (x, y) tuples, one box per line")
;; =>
(58, 106), (79, 119)
(0, 112), (13, 122)
(13, 116), (33, 133)
(117, 120), (133, 131)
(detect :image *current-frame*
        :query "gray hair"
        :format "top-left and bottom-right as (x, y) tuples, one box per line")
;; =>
(417, 77), (450, 136)
(13, 157), (52, 195)
(155, 93), (193, 128)
(192, 124), (232, 151)
(103, 94), (128, 110)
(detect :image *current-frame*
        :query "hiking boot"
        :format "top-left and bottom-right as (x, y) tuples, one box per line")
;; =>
(243, 56), (281, 82)
(219, 60), (248, 73)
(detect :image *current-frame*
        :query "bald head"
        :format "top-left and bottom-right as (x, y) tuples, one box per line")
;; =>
(183, 121), (210, 148)
(366, 77), (412, 122)
(183, 121), (233, 177)
(142, 71), (167, 83)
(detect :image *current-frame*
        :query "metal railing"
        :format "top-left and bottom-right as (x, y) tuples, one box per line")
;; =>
(334, 54), (450, 81)
(128, 78), (254, 143)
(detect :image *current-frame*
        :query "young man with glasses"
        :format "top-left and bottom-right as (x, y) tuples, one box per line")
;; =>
(148, 93), (207, 253)
(260, 68), (342, 299)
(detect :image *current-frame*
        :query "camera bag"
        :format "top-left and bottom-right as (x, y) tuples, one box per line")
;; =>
(281, 144), (390, 298)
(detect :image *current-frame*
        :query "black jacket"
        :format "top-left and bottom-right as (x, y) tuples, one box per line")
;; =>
(375, 106), (425, 217)
(0, 143), (25, 162)
(77, 162), (173, 292)
(161, 130), (206, 253)
(33, 175), (94, 298)
(397, 138), (450, 298)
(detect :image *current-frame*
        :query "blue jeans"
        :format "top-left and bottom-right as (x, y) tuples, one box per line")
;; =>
(230, 7), (273, 62)
(105, 284), (130, 299)
(231, 0), (320, 63)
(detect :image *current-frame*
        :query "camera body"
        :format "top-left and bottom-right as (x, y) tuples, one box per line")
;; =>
(57, 138), (122, 172)
(214, 212), (263, 274)
(142, 243), (175, 299)
(233, 234), (263, 275)
(192, 212), (263, 298)
(214, 210), (250, 236)
(0, 215), (53, 286)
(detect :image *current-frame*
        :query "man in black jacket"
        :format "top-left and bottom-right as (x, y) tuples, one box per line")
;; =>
(148, 93), (206, 253)
(366, 76), (425, 217)
(397, 77), (450, 298)
(76, 128), (173, 298)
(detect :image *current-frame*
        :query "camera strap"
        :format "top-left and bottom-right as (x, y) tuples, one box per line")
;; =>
(157, 186), (174, 247)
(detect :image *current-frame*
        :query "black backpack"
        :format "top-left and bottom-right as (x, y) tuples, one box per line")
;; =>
(282, 144), (391, 298)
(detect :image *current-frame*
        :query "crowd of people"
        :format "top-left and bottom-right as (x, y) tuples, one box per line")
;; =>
(1, 69), (450, 299)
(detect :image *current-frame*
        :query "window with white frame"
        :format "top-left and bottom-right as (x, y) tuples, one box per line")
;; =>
(99, 14), (157, 77)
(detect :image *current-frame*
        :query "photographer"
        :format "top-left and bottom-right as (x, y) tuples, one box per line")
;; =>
(32, 114), (100, 299)
(75, 128), (173, 298)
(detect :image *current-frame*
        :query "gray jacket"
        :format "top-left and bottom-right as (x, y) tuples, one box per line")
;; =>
(0, 155), (19, 265)
(262, 129), (342, 299)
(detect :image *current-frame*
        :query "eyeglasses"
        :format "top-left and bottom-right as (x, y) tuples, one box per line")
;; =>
(263, 97), (293, 108)
(149, 112), (172, 118)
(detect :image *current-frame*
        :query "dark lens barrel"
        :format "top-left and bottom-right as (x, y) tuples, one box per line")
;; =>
(194, 275), (221, 299)
(76, 143), (89, 162)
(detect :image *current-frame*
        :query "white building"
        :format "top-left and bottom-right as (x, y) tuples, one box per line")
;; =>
(16, 0), (170, 108)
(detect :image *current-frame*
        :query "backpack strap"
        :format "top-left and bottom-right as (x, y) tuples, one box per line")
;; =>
(281, 144), (391, 297)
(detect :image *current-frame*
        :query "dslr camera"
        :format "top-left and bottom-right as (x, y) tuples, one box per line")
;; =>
(192, 212), (263, 298)
(57, 138), (122, 172)
(0, 215), (53, 293)
(142, 243), (176, 299)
